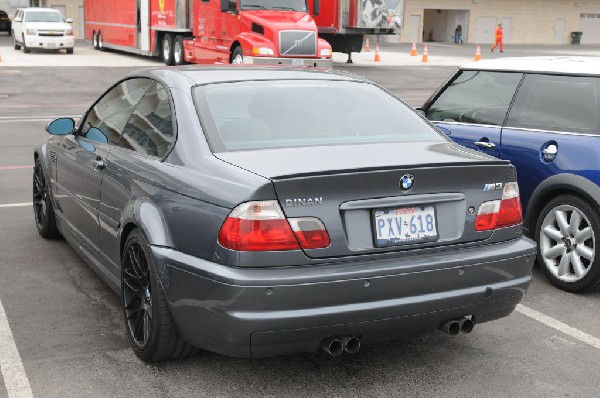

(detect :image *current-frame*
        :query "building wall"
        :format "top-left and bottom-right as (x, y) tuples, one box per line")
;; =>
(400, 0), (600, 44)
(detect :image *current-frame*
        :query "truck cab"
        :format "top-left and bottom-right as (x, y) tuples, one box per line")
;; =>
(184, 0), (332, 67)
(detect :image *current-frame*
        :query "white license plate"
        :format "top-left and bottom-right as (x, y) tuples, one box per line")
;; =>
(292, 59), (304, 66)
(373, 205), (438, 247)
(47, 43), (57, 48)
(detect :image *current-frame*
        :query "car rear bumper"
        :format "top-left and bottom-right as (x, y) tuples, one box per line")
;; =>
(25, 35), (74, 49)
(151, 237), (536, 358)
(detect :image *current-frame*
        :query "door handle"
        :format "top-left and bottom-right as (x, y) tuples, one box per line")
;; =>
(474, 141), (496, 149)
(93, 158), (106, 170)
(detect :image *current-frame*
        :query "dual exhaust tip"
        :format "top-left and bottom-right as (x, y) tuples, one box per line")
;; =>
(439, 316), (475, 336)
(320, 336), (360, 356)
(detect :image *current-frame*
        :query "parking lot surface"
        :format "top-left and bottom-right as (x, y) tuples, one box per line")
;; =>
(1, 37), (600, 397)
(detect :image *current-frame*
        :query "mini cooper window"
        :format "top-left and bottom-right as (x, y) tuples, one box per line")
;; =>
(120, 82), (174, 157)
(194, 80), (444, 152)
(81, 78), (153, 145)
(426, 70), (522, 126)
(506, 74), (600, 134)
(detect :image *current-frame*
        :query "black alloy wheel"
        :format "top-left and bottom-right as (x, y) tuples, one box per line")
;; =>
(121, 229), (198, 362)
(33, 161), (60, 238)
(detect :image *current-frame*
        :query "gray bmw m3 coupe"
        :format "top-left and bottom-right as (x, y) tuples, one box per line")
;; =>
(34, 66), (536, 361)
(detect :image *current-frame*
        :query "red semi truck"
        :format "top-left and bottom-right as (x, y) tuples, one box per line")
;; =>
(85, 0), (332, 67)
(307, 0), (404, 62)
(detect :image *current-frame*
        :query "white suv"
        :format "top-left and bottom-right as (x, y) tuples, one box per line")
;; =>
(12, 8), (74, 54)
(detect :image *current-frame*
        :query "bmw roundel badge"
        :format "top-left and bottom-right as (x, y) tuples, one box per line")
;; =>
(400, 174), (414, 191)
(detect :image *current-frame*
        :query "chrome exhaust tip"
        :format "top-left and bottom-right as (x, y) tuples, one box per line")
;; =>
(460, 317), (475, 334)
(320, 337), (344, 356)
(342, 336), (361, 354)
(440, 320), (461, 336)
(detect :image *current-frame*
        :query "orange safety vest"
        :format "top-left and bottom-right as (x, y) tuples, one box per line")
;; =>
(496, 27), (503, 39)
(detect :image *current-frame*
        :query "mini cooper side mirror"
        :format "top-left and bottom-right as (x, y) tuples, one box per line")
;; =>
(47, 117), (75, 135)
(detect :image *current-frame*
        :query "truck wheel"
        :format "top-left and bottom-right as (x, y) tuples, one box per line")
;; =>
(162, 34), (175, 66)
(22, 35), (31, 53)
(98, 32), (105, 51)
(66, 48), (74, 54)
(13, 33), (20, 50)
(92, 31), (99, 50)
(173, 35), (185, 65)
(231, 46), (243, 64)
(536, 194), (600, 292)
(121, 228), (199, 362)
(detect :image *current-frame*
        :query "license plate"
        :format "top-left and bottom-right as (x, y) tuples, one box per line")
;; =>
(292, 59), (303, 66)
(47, 43), (57, 48)
(373, 205), (438, 247)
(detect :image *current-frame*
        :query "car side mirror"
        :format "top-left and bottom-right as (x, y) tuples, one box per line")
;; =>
(13, 17), (22, 22)
(47, 117), (75, 135)
(314, 0), (320, 15)
(66, 18), (73, 23)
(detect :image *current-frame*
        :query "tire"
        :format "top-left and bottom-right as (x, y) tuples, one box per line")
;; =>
(92, 31), (99, 50)
(98, 32), (104, 51)
(22, 35), (30, 53)
(66, 48), (74, 54)
(173, 35), (185, 65)
(536, 194), (600, 292)
(230, 46), (243, 64)
(33, 160), (61, 239)
(13, 33), (20, 50)
(121, 228), (198, 362)
(162, 34), (175, 66)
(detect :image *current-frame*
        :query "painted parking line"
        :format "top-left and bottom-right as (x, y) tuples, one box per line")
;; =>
(516, 304), (600, 349)
(0, 115), (80, 123)
(0, 298), (34, 398)
(0, 166), (32, 171)
(0, 203), (32, 209)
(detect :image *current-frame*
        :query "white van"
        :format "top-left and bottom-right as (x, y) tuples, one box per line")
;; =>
(12, 8), (74, 54)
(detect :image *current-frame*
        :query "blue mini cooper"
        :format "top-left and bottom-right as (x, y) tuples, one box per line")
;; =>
(422, 57), (600, 293)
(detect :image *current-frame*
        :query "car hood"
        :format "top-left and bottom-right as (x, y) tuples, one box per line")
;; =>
(214, 141), (505, 179)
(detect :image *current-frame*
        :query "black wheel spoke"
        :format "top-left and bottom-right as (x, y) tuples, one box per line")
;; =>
(143, 311), (151, 344)
(123, 240), (153, 348)
(133, 309), (144, 339)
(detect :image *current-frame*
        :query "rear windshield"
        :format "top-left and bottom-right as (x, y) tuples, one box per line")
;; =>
(0, 11), (8, 18)
(193, 80), (443, 152)
(24, 11), (64, 23)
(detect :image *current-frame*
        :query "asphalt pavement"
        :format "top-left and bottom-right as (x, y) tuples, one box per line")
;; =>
(1, 36), (600, 397)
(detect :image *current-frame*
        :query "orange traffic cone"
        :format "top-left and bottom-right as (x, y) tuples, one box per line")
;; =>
(364, 38), (371, 52)
(421, 44), (429, 62)
(374, 44), (381, 62)
(474, 45), (482, 61)
(410, 42), (417, 56)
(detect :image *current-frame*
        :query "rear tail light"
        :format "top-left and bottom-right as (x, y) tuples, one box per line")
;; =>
(475, 182), (523, 231)
(218, 201), (330, 251)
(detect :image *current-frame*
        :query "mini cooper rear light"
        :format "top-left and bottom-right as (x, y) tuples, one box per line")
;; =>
(475, 182), (523, 231)
(217, 201), (330, 251)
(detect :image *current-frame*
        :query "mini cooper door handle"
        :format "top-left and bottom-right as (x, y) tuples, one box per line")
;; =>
(474, 141), (496, 149)
(93, 158), (106, 170)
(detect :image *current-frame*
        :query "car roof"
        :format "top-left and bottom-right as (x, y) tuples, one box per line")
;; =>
(131, 66), (365, 87)
(23, 8), (62, 13)
(460, 56), (600, 75)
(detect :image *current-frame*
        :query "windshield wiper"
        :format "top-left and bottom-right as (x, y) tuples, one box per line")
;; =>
(271, 6), (298, 10)
(243, 4), (267, 9)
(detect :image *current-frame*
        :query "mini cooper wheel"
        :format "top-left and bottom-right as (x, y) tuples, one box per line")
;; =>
(536, 194), (600, 292)
(33, 160), (60, 238)
(121, 229), (198, 362)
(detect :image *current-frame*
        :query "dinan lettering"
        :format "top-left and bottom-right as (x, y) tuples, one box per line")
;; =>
(285, 197), (323, 207)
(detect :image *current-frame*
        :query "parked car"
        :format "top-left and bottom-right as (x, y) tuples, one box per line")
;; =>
(12, 7), (74, 54)
(0, 10), (11, 35)
(35, 66), (535, 361)
(422, 56), (600, 293)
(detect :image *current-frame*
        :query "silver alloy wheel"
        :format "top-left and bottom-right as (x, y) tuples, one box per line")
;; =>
(174, 40), (182, 64)
(163, 37), (170, 62)
(232, 53), (243, 64)
(540, 204), (596, 283)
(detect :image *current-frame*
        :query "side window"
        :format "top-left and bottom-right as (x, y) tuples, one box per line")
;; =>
(81, 78), (152, 144)
(426, 70), (522, 126)
(119, 82), (174, 158)
(506, 74), (600, 134)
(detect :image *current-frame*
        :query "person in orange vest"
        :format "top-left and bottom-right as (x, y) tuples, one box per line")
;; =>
(491, 23), (503, 52)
